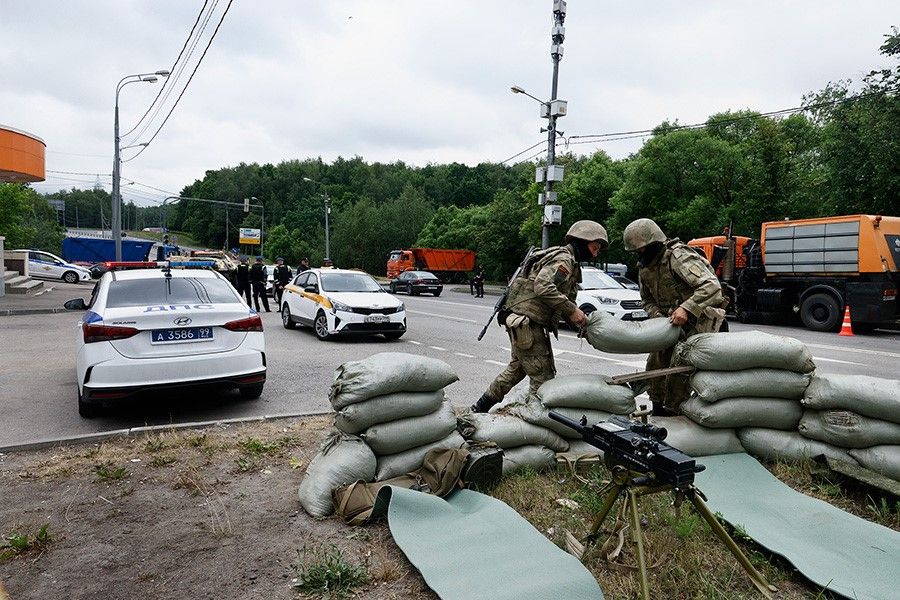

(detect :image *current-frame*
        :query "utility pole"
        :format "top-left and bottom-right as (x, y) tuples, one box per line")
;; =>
(541, 0), (567, 249)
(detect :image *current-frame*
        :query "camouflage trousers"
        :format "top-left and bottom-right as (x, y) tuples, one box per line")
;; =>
(485, 318), (556, 402)
(646, 314), (721, 413)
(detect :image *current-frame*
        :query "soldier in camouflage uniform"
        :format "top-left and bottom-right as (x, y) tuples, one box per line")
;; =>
(623, 218), (727, 415)
(471, 220), (609, 413)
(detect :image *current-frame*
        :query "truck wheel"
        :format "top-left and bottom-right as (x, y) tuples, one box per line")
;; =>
(800, 293), (842, 332)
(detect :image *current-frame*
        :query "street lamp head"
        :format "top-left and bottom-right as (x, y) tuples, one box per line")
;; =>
(511, 85), (525, 94)
(302, 177), (313, 183)
(142, 76), (159, 83)
(155, 70), (171, 77)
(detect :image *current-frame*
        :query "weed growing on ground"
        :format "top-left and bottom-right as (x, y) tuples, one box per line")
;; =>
(293, 544), (369, 598)
(149, 455), (176, 468)
(239, 437), (280, 456)
(94, 463), (128, 481)
(0, 523), (52, 562)
(187, 434), (207, 448)
(144, 435), (166, 452)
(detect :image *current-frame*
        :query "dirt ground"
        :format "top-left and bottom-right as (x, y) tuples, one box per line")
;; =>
(0, 415), (435, 600)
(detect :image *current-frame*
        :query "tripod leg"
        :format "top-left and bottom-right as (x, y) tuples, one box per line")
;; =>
(627, 489), (651, 600)
(688, 492), (777, 599)
(587, 483), (624, 541)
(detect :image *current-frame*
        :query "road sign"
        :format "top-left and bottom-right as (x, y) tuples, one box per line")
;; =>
(239, 228), (261, 245)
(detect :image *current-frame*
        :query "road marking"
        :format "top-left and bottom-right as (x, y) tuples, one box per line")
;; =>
(455, 352), (475, 358)
(409, 298), (493, 310)
(812, 356), (867, 366)
(407, 340), (422, 345)
(407, 309), (478, 324)
(485, 359), (507, 366)
(429, 345), (447, 351)
(806, 342), (900, 359)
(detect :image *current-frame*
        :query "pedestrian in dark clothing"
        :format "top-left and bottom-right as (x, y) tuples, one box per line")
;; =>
(250, 257), (271, 312)
(234, 256), (252, 305)
(469, 273), (476, 295)
(272, 257), (292, 306)
(474, 265), (486, 298)
(297, 257), (311, 273)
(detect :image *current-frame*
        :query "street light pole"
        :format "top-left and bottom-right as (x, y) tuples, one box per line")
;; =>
(302, 177), (331, 259)
(112, 70), (169, 261)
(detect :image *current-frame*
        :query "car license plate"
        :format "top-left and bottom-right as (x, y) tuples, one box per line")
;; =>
(364, 315), (389, 324)
(631, 310), (648, 319)
(150, 327), (214, 344)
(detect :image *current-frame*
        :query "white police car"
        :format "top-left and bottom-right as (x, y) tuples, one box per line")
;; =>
(576, 267), (647, 320)
(16, 249), (92, 283)
(279, 268), (406, 340)
(64, 261), (266, 417)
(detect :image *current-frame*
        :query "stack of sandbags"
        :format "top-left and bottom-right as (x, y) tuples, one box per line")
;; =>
(671, 331), (817, 458)
(799, 374), (900, 481)
(330, 352), (465, 482)
(498, 374), (638, 467)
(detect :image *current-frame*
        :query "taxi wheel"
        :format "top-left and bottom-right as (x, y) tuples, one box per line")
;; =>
(63, 271), (79, 284)
(281, 305), (296, 329)
(313, 312), (331, 341)
(78, 391), (100, 418)
(383, 331), (405, 340)
(239, 383), (264, 400)
(432, 290), (441, 297)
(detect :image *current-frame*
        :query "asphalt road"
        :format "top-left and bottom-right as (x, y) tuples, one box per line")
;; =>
(1, 287), (898, 449)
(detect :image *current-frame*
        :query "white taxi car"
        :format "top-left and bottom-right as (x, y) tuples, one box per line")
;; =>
(64, 261), (266, 417)
(576, 267), (647, 320)
(16, 249), (92, 283)
(280, 268), (406, 340)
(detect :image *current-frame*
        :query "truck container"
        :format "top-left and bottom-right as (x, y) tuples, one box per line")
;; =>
(62, 237), (155, 264)
(386, 248), (477, 282)
(688, 215), (899, 332)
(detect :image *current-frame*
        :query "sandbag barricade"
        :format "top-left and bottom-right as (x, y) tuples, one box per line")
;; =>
(584, 312), (681, 354)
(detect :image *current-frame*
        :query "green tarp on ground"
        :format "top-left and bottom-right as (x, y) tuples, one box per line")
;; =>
(696, 453), (900, 600)
(375, 486), (604, 600)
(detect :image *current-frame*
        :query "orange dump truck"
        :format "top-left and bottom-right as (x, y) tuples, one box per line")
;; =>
(689, 215), (899, 332)
(386, 248), (477, 283)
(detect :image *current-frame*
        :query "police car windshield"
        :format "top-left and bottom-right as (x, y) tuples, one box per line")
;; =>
(320, 272), (382, 292)
(106, 278), (239, 307)
(581, 270), (622, 290)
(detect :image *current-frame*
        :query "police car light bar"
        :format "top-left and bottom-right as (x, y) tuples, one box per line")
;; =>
(104, 260), (218, 271)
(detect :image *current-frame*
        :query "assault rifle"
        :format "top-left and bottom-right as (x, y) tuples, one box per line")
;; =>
(548, 412), (705, 487)
(476, 245), (536, 341)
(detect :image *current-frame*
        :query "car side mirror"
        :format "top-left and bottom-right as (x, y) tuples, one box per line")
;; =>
(64, 298), (87, 311)
(304, 284), (318, 293)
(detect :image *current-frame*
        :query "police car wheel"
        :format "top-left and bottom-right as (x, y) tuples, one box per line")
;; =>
(63, 271), (79, 284)
(281, 305), (296, 329)
(78, 391), (101, 418)
(239, 382), (264, 400)
(313, 312), (331, 340)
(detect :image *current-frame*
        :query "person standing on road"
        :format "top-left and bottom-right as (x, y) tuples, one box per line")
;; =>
(272, 257), (292, 307)
(250, 256), (271, 312)
(471, 220), (609, 413)
(623, 218), (727, 416)
(234, 256), (252, 306)
(473, 265), (486, 298)
(321, 258), (335, 269)
(297, 257), (311, 273)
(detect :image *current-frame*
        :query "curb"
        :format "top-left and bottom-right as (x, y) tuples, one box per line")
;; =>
(0, 410), (335, 454)
(0, 307), (69, 316)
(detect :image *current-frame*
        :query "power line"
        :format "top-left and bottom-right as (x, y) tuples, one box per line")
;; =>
(121, 0), (212, 139)
(124, 0), (235, 162)
(499, 139), (546, 164)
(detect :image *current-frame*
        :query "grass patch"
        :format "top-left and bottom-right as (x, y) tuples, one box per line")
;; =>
(94, 463), (128, 482)
(293, 544), (369, 598)
(144, 435), (167, 453)
(0, 523), (52, 562)
(239, 437), (282, 456)
(149, 455), (177, 468)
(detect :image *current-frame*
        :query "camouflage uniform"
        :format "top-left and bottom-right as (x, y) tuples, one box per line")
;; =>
(637, 238), (727, 412)
(484, 244), (582, 401)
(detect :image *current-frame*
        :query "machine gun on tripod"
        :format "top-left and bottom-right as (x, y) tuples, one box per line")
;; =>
(549, 411), (777, 600)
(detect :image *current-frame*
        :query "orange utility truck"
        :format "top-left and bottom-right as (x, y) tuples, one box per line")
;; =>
(689, 215), (899, 332)
(386, 248), (477, 283)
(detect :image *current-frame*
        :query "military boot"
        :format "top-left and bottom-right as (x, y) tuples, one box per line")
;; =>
(470, 393), (500, 414)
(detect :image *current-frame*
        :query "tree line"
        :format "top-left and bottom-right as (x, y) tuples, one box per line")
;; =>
(4, 29), (896, 279)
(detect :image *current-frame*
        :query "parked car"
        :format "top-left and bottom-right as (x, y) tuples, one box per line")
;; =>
(16, 249), (92, 284)
(389, 270), (443, 296)
(280, 268), (406, 340)
(64, 264), (266, 417)
(575, 267), (647, 320)
(611, 275), (640, 291)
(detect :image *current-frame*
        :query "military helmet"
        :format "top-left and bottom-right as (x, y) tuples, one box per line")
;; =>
(623, 218), (666, 251)
(565, 220), (609, 249)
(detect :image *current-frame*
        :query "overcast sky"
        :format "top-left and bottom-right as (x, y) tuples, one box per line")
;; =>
(1, 1), (895, 207)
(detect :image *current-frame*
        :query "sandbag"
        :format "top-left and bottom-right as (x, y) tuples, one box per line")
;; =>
(501, 445), (557, 475)
(802, 374), (900, 424)
(798, 410), (900, 449)
(562, 440), (603, 458)
(506, 402), (612, 440)
(335, 389), (445, 434)
(680, 396), (803, 430)
(457, 412), (569, 452)
(673, 331), (815, 373)
(584, 312), (681, 354)
(375, 431), (466, 481)
(536, 374), (636, 414)
(848, 446), (900, 481)
(691, 369), (811, 403)
(648, 416), (744, 456)
(737, 428), (856, 464)
(360, 401), (457, 455)
(298, 431), (377, 518)
(330, 352), (459, 410)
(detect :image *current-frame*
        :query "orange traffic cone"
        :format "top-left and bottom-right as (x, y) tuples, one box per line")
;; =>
(838, 305), (854, 336)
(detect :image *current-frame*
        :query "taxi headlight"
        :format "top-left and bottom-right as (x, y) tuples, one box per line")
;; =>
(595, 296), (619, 305)
(331, 300), (352, 313)
(397, 302), (405, 311)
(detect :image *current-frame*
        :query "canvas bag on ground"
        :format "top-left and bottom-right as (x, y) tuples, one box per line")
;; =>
(330, 352), (458, 410)
(506, 402), (613, 439)
(584, 312), (681, 354)
(375, 431), (467, 481)
(648, 416), (744, 456)
(802, 374), (900, 424)
(798, 410), (900, 449)
(690, 369), (811, 403)
(501, 445), (557, 475)
(298, 431), (377, 518)
(673, 331), (815, 373)
(848, 446), (900, 481)
(680, 396), (803, 430)
(360, 401), (457, 455)
(335, 389), (445, 434)
(737, 428), (856, 464)
(536, 374), (636, 414)
(457, 412), (569, 452)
